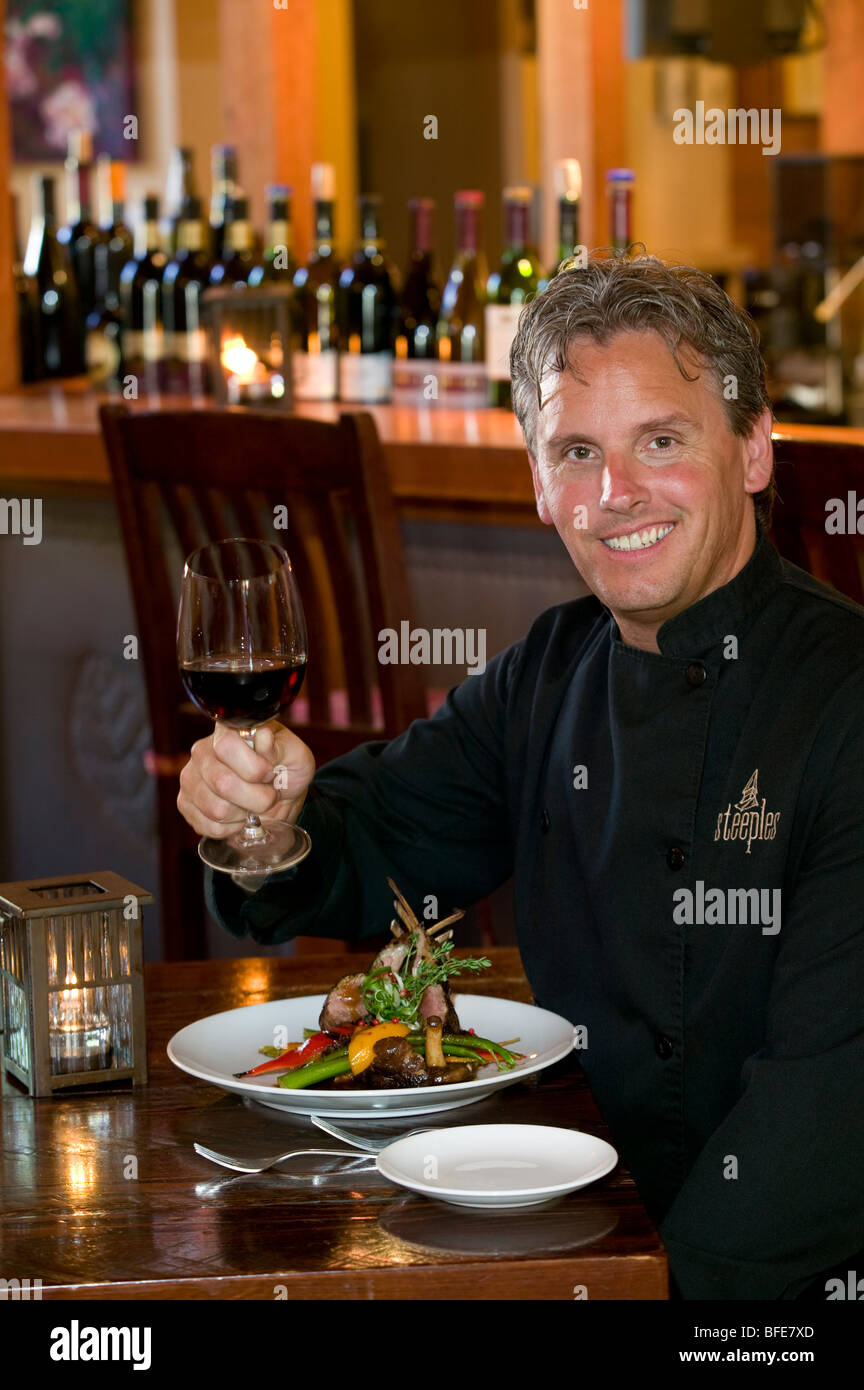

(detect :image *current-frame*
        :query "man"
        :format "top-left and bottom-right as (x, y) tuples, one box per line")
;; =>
(179, 255), (864, 1300)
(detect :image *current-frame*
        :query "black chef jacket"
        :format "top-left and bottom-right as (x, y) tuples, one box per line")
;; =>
(207, 528), (864, 1300)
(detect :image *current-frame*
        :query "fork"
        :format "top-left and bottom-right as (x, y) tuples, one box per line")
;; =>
(193, 1142), (378, 1174)
(310, 1115), (433, 1152)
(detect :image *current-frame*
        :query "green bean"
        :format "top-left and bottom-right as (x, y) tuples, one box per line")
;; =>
(276, 1047), (351, 1088)
(404, 1032), (519, 1071)
(445, 1032), (520, 1067)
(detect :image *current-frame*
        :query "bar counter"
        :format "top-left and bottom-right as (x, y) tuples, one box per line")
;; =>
(0, 381), (532, 524)
(2, 380), (862, 523)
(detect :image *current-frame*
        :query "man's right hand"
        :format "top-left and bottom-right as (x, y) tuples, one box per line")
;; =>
(177, 720), (316, 839)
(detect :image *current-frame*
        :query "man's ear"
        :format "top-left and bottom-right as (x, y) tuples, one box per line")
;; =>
(527, 450), (554, 525)
(743, 407), (774, 496)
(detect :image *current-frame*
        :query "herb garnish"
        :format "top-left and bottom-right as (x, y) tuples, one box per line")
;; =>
(360, 936), (491, 1029)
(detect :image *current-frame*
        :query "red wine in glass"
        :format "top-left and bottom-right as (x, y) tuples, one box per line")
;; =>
(181, 654), (307, 727)
(177, 539), (311, 876)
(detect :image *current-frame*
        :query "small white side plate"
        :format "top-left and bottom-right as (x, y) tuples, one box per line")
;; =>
(375, 1124), (618, 1208)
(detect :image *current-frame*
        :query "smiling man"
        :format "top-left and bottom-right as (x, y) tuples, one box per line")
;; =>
(183, 255), (864, 1301)
(517, 266), (774, 652)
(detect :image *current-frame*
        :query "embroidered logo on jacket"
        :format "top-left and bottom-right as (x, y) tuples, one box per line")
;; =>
(714, 769), (781, 854)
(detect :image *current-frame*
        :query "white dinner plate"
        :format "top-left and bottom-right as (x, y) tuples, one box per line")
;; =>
(167, 993), (576, 1118)
(376, 1124), (619, 1208)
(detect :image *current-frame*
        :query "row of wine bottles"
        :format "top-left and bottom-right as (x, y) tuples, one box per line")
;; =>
(14, 137), (636, 409)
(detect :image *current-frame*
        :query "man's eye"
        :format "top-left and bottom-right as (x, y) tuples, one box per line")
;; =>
(565, 445), (593, 461)
(648, 436), (676, 451)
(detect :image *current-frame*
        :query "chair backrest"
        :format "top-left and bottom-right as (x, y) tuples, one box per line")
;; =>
(100, 405), (429, 769)
(770, 435), (864, 606)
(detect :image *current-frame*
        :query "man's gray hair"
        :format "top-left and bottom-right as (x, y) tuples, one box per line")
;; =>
(510, 253), (775, 531)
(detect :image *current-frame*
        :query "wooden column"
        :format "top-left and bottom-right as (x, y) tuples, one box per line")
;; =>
(590, 0), (628, 251)
(175, 0), (222, 205)
(822, 0), (864, 153)
(498, 0), (539, 190)
(0, 0), (21, 390)
(536, 0), (597, 266)
(536, 0), (628, 265)
(219, 0), (357, 262)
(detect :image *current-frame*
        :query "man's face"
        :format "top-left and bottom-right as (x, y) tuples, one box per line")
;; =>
(527, 330), (774, 648)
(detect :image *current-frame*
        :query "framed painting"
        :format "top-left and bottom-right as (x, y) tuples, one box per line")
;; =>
(4, 0), (137, 160)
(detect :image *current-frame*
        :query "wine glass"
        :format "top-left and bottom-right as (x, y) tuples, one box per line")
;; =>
(177, 538), (312, 876)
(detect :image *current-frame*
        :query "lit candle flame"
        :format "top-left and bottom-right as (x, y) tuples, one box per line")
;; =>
(221, 334), (259, 378)
(57, 971), (83, 1028)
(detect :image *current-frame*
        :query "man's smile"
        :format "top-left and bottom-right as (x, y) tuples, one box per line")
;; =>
(600, 522), (677, 552)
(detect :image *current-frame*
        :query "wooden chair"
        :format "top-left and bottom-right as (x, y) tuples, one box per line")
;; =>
(100, 405), (431, 960)
(770, 435), (864, 604)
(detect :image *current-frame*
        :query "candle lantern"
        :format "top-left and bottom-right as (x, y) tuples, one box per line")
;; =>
(0, 871), (151, 1096)
(202, 286), (295, 409)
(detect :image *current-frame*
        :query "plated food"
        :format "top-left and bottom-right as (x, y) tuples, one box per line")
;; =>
(166, 881), (578, 1117)
(234, 880), (522, 1090)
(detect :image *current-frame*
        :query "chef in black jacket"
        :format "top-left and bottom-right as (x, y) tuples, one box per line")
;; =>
(179, 255), (864, 1301)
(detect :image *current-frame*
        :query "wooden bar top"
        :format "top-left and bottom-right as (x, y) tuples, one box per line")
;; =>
(1, 380), (862, 521)
(0, 950), (669, 1300)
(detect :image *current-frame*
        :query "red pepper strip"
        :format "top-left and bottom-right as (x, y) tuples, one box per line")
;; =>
(473, 1048), (525, 1063)
(302, 1025), (357, 1041)
(234, 1031), (335, 1079)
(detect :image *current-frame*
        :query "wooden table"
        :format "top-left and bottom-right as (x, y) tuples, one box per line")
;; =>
(0, 951), (668, 1300)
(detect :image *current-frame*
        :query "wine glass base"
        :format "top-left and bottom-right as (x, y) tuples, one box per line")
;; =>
(198, 822), (312, 876)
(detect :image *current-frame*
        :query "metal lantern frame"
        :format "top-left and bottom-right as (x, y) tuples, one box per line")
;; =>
(202, 284), (295, 410)
(0, 871), (151, 1096)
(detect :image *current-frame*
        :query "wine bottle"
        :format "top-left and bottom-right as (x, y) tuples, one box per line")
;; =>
(24, 173), (84, 377)
(485, 187), (543, 408)
(208, 145), (238, 261)
(12, 195), (42, 382)
(85, 204), (123, 393)
(209, 193), (255, 288)
(118, 194), (168, 394)
(337, 194), (398, 403)
(607, 168), (635, 255)
(436, 190), (487, 409)
(249, 184), (295, 285)
(552, 158), (583, 274)
(57, 129), (102, 322)
(87, 155), (130, 389)
(94, 155), (133, 302)
(393, 197), (440, 406)
(161, 196), (213, 396)
(165, 146), (198, 255)
(291, 162), (339, 401)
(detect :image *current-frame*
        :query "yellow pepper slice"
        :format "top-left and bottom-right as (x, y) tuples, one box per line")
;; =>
(348, 1021), (410, 1075)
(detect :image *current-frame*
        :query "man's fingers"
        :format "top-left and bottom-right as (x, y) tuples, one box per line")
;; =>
(211, 722), (277, 781)
(253, 724), (277, 761)
(176, 784), (242, 839)
(198, 756), (281, 816)
(271, 727), (316, 799)
(177, 722), (314, 838)
(178, 757), (244, 836)
(178, 764), (293, 838)
(194, 778), (259, 824)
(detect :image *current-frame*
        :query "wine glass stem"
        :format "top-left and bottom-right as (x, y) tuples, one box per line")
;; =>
(240, 730), (265, 841)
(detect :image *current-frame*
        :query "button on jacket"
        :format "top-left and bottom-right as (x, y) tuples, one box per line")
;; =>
(208, 529), (864, 1299)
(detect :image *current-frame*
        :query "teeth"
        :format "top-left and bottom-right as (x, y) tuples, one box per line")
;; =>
(603, 523), (674, 552)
